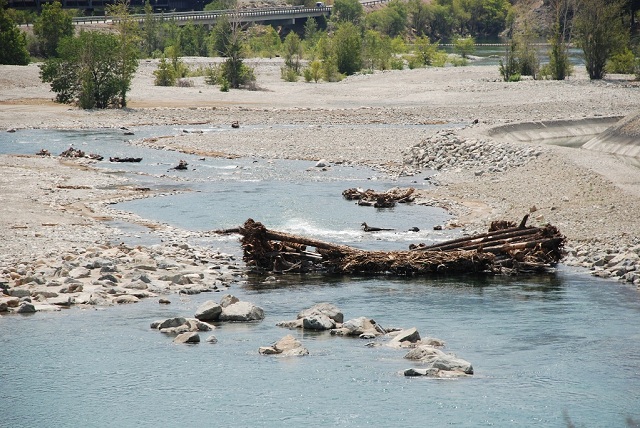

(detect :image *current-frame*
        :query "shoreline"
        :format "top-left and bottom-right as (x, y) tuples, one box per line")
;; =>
(2, 59), (640, 313)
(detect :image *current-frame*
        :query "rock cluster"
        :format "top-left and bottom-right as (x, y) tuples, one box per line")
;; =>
(0, 243), (243, 315)
(564, 244), (640, 286)
(272, 302), (473, 376)
(152, 294), (264, 345)
(404, 130), (545, 174)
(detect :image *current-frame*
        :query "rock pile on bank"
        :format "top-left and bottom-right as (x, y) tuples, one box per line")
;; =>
(0, 242), (244, 314)
(404, 129), (545, 174)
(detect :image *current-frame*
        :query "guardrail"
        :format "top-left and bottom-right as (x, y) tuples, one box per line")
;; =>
(72, 0), (388, 25)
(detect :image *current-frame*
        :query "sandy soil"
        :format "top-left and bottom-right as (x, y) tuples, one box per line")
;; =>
(1, 57), (640, 272)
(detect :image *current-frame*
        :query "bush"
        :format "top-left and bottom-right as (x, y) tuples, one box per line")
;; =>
(204, 64), (222, 85)
(607, 48), (635, 74)
(220, 78), (230, 92)
(281, 66), (299, 82)
(154, 56), (177, 86)
(449, 55), (468, 67)
(390, 57), (404, 70)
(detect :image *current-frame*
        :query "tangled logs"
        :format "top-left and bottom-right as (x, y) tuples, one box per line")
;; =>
(342, 187), (415, 208)
(230, 216), (565, 276)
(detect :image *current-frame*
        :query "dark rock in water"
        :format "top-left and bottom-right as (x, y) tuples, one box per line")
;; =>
(173, 160), (188, 170)
(157, 317), (187, 329)
(109, 157), (142, 163)
(159, 298), (171, 304)
(7, 128), (17, 133)
(302, 314), (336, 330)
(17, 302), (36, 313)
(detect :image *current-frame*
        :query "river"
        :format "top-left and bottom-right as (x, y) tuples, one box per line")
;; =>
(1, 127), (639, 427)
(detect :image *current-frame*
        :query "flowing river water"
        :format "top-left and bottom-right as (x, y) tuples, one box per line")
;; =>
(1, 127), (639, 427)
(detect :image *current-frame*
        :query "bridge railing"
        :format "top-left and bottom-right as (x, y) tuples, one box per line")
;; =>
(72, 0), (388, 25)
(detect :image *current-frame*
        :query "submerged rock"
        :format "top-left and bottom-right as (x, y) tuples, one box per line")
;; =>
(259, 334), (308, 356)
(174, 332), (200, 344)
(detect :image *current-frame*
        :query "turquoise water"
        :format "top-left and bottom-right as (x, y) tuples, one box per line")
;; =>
(2, 270), (639, 427)
(1, 128), (639, 427)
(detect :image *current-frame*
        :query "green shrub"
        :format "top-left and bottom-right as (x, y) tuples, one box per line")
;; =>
(607, 48), (635, 74)
(281, 66), (299, 82)
(449, 55), (468, 67)
(220, 78), (230, 92)
(303, 67), (313, 82)
(153, 56), (177, 86)
(390, 57), (404, 70)
(204, 64), (221, 85)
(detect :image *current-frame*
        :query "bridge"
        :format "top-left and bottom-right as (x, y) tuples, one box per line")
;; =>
(68, 0), (388, 27)
(72, 4), (330, 27)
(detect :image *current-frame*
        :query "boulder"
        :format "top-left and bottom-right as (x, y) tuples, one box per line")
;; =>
(219, 301), (264, 322)
(114, 295), (139, 304)
(9, 288), (31, 298)
(297, 302), (344, 323)
(186, 318), (213, 332)
(0, 302), (7, 312)
(157, 317), (187, 329)
(302, 313), (336, 330)
(331, 317), (378, 337)
(404, 345), (473, 375)
(276, 319), (304, 329)
(388, 327), (421, 348)
(206, 335), (218, 344)
(194, 300), (222, 321)
(404, 368), (470, 378)
(259, 334), (309, 356)
(219, 294), (240, 308)
(173, 332), (200, 344)
(16, 302), (36, 313)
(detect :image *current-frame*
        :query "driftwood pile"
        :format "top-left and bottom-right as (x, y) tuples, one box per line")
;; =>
(342, 187), (415, 208)
(228, 216), (565, 276)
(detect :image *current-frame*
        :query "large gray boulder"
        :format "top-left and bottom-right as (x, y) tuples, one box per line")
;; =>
(302, 313), (336, 331)
(194, 300), (222, 321)
(404, 345), (473, 375)
(156, 317), (187, 329)
(219, 301), (264, 322)
(297, 302), (344, 323)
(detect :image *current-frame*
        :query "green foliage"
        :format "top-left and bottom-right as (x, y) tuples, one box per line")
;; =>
(5, 8), (36, 25)
(306, 59), (323, 82)
(204, 0), (236, 10)
(333, 22), (362, 75)
(449, 55), (467, 66)
(607, 48), (636, 74)
(141, 0), (161, 57)
(33, 1), (73, 58)
(304, 18), (320, 45)
(365, 0), (408, 38)
(331, 0), (364, 25)
(180, 22), (209, 57)
(153, 56), (177, 86)
(220, 77), (230, 91)
(498, 39), (520, 82)
(413, 36), (442, 66)
(247, 25), (281, 58)
(0, 1), (30, 65)
(40, 31), (128, 109)
(574, 0), (627, 80)
(453, 36), (475, 58)
(106, 1), (141, 107)
(362, 30), (393, 71)
(282, 31), (304, 74)
(204, 63), (222, 84)
(281, 66), (299, 81)
(428, 0), (510, 37)
(390, 57), (404, 70)
(209, 16), (233, 57)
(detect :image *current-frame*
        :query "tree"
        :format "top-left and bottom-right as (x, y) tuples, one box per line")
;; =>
(332, 22), (362, 75)
(33, 1), (73, 58)
(361, 30), (392, 71)
(453, 35), (475, 58)
(40, 31), (135, 109)
(574, 0), (627, 80)
(331, 0), (364, 25)
(544, 0), (573, 80)
(209, 15), (233, 57)
(106, 0), (140, 108)
(141, 0), (161, 57)
(282, 31), (303, 74)
(365, 0), (407, 37)
(153, 55), (177, 86)
(0, 0), (30, 65)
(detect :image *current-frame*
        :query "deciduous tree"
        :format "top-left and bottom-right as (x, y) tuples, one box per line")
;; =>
(33, 1), (73, 58)
(0, 0), (30, 65)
